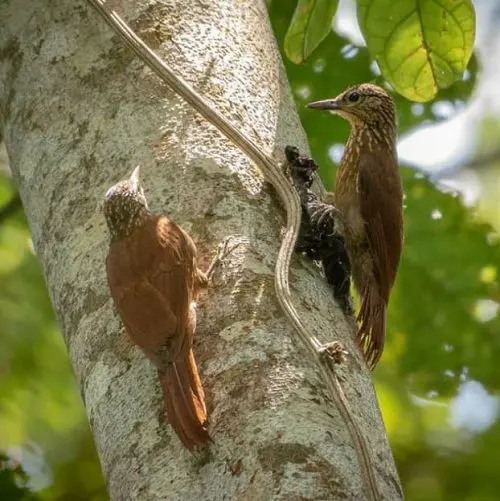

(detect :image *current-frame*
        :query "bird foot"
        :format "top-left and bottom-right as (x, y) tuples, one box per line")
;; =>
(310, 203), (342, 235)
(318, 341), (348, 365)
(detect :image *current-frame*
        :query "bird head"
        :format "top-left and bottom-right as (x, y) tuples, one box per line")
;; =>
(307, 83), (396, 139)
(103, 166), (150, 239)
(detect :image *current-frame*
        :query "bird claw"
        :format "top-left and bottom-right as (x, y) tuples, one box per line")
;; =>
(310, 204), (341, 235)
(319, 341), (348, 364)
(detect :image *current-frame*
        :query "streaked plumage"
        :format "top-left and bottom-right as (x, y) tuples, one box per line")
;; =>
(308, 84), (404, 369)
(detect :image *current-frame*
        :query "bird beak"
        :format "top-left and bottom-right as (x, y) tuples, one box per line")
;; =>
(307, 99), (341, 111)
(129, 165), (141, 193)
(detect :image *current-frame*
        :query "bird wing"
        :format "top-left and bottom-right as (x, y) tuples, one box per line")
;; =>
(357, 149), (403, 301)
(106, 217), (197, 365)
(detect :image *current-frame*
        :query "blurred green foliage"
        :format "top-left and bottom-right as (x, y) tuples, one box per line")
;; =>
(0, 1), (498, 500)
(0, 452), (37, 501)
(0, 180), (106, 500)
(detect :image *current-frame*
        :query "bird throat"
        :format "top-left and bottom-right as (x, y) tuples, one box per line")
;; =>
(350, 122), (395, 152)
(107, 202), (151, 241)
(336, 124), (395, 190)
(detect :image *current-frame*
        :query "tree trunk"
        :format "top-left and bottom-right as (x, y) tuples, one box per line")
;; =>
(0, 0), (403, 499)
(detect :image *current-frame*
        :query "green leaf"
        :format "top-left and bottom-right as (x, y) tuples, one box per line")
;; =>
(284, 0), (340, 64)
(357, 0), (476, 102)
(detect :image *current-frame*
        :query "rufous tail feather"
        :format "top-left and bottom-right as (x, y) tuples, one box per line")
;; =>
(356, 284), (386, 370)
(158, 349), (210, 451)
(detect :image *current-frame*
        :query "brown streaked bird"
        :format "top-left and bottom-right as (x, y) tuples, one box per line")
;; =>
(308, 83), (403, 369)
(103, 166), (214, 451)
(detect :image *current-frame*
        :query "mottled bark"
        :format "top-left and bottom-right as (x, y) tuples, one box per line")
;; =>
(0, 0), (402, 500)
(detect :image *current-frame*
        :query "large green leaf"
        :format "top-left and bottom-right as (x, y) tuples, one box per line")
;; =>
(284, 0), (339, 64)
(357, 0), (476, 102)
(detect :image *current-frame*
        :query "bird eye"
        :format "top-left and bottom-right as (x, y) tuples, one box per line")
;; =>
(348, 92), (360, 103)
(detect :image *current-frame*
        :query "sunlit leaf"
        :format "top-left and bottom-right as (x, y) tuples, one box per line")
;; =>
(284, 0), (339, 64)
(357, 0), (476, 102)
